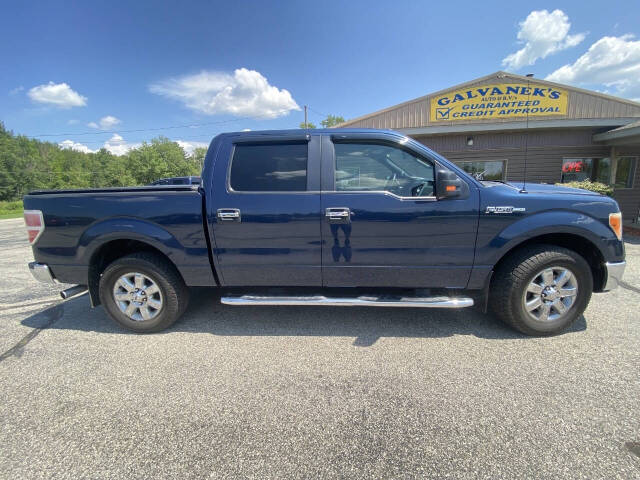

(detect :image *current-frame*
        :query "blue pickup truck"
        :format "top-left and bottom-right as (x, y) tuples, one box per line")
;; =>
(24, 129), (626, 335)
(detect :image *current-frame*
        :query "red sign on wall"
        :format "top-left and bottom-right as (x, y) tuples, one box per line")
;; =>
(562, 161), (584, 173)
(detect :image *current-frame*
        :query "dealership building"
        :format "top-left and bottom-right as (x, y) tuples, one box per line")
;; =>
(340, 71), (640, 222)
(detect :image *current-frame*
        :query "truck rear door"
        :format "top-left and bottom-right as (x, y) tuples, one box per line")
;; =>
(208, 134), (322, 286)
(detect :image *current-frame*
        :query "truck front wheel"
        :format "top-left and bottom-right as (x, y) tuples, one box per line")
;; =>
(490, 245), (593, 336)
(99, 252), (189, 333)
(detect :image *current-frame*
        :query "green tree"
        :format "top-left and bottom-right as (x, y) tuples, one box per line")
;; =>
(299, 121), (317, 129)
(191, 147), (208, 173)
(321, 115), (346, 128)
(0, 122), (207, 198)
(127, 137), (185, 184)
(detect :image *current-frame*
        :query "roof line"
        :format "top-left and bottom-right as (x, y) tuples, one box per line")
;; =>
(338, 72), (505, 127)
(593, 121), (640, 142)
(339, 71), (640, 127)
(511, 72), (640, 108)
(396, 117), (638, 136)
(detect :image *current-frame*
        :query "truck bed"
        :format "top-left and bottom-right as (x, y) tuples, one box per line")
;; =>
(23, 186), (216, 288)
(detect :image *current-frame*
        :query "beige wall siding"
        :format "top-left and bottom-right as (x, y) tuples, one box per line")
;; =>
(417, 129), (596, 152)
(342, 73), (640, 129)
(414, 129), (608, 184)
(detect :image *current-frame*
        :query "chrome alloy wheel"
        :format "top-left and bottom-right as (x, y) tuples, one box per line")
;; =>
(523, 266), (578, 322)
(112, 272), (163, 322)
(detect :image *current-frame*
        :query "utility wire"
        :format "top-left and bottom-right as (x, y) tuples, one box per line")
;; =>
(54, 125), (305, 147)
(27, 107), (301, 138)
(308, 106), (328, 118)
(57, 132), (224, 146)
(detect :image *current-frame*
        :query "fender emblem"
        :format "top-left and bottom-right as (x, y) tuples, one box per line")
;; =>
(485, 206), (526, 214)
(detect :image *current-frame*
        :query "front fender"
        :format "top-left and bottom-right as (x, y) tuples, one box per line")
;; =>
(476, 210), (623, 267)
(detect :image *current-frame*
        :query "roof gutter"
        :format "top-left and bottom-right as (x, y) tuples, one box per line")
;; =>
(397, 118), (639, 137)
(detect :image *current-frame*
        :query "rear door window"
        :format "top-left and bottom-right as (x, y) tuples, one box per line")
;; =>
(230, 143), (308, 192)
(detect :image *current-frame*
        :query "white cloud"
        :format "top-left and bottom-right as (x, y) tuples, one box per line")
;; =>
(103, 134), (139, 156)
(58, 139), (96, 154)
(67, 119), (79, 125)
(149, 68), (300, 118)
(100, 115), (121, 128)
(175, 140), (209, 155)
(59, 136), (208, 157)
(27, 82), (87, 108)
(502, 9), (585, 70)
(546, 34), (640, 101)
(88, 115), (121, 130)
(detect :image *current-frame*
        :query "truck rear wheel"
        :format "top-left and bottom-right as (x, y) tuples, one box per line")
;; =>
(99, 252), (189, 333)
(490, 244), (593, 336)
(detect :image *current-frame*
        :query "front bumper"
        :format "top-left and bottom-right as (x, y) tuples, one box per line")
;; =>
(603, 261), (626, 291)
(28, 262), (57, 284)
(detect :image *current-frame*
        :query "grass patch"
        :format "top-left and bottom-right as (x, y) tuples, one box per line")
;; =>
(0, 212), (23, 220)
(0, 200), (23, 219)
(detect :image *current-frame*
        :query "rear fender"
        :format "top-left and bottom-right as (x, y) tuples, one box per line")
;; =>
(78, 217), (185, 265)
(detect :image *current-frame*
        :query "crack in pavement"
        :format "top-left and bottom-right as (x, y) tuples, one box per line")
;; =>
(619, 281), (640, 294)
(0, 303), (64, 363)
(625, 441), (640, 459)
(0, 298), (61, 312)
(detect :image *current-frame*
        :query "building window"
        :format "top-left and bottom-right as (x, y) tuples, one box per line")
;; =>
(455, 160), (506, 181)
(614, 157), (637, 189)
(561, 158), (611, 184)
(561, 157), (636, 188)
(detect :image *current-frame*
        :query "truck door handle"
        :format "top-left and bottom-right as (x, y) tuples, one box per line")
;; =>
(325, 207), (351, 223)
(217, 208), (241, 222)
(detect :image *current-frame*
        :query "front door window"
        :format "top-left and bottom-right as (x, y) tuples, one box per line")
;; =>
(334, 143), (435, 197)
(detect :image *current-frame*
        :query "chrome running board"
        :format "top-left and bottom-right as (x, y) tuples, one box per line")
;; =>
(221, 295), (474, 308)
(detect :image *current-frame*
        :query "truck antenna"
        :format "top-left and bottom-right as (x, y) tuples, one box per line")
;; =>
(521, 74), (533, 193)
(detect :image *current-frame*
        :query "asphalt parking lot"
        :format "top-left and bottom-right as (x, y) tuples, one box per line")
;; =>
(0, 217), (639, 479)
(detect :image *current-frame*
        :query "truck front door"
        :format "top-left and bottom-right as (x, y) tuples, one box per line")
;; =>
(209, 134), (322, 286)
(320, 133), (479, 288)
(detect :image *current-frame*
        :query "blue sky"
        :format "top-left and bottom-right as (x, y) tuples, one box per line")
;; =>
(1, 1), (639, 154)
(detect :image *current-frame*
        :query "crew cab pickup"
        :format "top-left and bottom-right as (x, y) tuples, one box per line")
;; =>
(23, 129), (626, 335)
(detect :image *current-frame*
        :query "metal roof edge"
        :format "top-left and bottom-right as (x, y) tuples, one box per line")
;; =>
(398, 118), (639, 136)
(593, 122), (640, 142)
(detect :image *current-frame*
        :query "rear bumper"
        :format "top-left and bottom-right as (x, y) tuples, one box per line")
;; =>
(28, 262), (57, 284)
(603, 261), (626, 291)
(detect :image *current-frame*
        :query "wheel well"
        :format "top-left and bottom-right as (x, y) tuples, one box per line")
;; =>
(492, 233), (606, 292)
(88, 239), (182, 306)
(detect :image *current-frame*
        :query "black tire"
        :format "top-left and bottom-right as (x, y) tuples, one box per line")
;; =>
(99, 252), (189, 333)
(490, 244), (593, 336)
